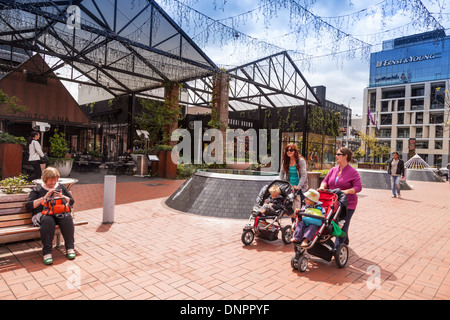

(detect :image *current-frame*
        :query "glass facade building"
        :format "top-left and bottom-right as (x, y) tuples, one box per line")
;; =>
(363, 30), (450, 167)
(369, 30), (450, 87)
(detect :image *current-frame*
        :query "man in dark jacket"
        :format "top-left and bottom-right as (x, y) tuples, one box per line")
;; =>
(387, 152), (405, 198)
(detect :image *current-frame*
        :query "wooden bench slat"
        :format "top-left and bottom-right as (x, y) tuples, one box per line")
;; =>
(0, 220), (88, 236)
(0, 207), (29, 215)
(0, 202), (27, 210)
(0, 219), (32, 228)
(0, 213), (32, 222)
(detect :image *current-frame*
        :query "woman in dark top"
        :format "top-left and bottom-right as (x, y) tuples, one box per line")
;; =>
(26, 167), (75, 265)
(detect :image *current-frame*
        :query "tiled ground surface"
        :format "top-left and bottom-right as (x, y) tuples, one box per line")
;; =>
(0, 178), (449, 300)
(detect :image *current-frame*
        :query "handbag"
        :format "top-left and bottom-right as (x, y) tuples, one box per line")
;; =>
(41, 197), (71, 216)
(39, 154), (49, 164)
(33, 140), (48, 164)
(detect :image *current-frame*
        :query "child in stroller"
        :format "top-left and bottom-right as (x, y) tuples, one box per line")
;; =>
(291, 189), (349, 272)
(291, 189), (325, 247)
(241, 180), (295, 246)
(258, 185), (284, 216)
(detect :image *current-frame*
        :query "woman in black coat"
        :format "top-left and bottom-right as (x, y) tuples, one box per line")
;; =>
(26, 167), (75, 265)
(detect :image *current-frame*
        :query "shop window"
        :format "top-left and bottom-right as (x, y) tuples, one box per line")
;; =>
(381, 114), (392, 125)
(369, 92), (376, 113)
(431, 83), (445, 109)
(396, 140), (403, 152)
(397, 99), (405, 111)
(436, 126), (443, 138)
(397, 128), (409, 138)
(415, 112), (423, 124)
(379, 129), (391, 138)
(382, 88), (405, 99)
(416, 128), (423, 138)
(415, 141), (428, 149)
(411, 86), (424, 97)
(397, 113), (404, 124)
(435, 141), (443, 150)
(411, 98), (424, 111)
(430, 113), (444, 124)
(381, 101), (389, 112)
(434, 154), (442, 167)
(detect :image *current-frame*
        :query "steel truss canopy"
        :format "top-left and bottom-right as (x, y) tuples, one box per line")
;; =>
(0, 0), (321, 111)
(182, 51), (321, 111)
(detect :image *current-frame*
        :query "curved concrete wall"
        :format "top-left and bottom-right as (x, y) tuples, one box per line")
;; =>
(357, 169), (412, 190)
(406, 169), (444, 182)
(165, 170), (278, 219)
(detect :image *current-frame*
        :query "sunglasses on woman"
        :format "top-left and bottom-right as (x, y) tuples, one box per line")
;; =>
(286, 148), (295, 152)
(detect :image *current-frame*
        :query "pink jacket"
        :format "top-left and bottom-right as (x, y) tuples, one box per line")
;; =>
(322, 165), (362, 210)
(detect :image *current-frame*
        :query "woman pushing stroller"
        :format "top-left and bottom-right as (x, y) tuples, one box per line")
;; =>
(319, 147), (362, 248)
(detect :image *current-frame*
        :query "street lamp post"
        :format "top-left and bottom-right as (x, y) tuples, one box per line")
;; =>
(347, 97), (355, 148)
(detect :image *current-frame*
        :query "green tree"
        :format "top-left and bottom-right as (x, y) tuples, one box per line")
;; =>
(358, 132), (391, 163)
(0, 89), (27, 114)
(48, 129), (69, 158)
(135, 97), (183, 146)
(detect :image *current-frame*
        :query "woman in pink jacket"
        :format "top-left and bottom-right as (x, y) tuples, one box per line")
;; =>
(319, 147), (362, 248)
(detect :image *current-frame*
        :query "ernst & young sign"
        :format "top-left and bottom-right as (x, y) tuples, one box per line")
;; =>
(376, 53), (441, 68)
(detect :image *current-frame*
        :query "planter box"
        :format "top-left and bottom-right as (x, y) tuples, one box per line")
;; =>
(157, 150), (167, 178)
(51, 159), (74, 178)
(0, 143), (23, 179)
(165, 151), (177, 179)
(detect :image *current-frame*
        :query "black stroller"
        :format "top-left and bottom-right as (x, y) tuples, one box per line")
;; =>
(291, 189), (349, 272)
(241, 180), (295, 246)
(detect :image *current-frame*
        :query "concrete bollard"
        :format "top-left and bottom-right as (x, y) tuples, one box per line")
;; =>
(102, 175), (116, 224)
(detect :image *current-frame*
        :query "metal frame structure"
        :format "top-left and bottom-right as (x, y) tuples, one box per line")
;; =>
(0, 0), (321, 112)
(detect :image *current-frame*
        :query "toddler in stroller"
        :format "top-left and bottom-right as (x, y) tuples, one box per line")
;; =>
(241, 180), (295, 246)
(291, 189), (325, 247)
(291, 189), (349, 272)
(258, 185), (284, 216)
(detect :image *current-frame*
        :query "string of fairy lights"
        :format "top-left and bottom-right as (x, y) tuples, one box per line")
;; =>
(156, 0), (449, 70)
(1, 0), (449, 91)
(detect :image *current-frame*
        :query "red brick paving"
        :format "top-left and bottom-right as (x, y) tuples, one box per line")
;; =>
(0, 179), (449, 300)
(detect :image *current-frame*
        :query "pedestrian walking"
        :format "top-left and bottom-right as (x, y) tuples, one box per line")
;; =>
(387, 152), (405, 198)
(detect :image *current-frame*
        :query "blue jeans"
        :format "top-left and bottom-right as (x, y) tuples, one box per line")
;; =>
(390, 175), (401, 196)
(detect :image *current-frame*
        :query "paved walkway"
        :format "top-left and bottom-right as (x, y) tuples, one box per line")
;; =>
(0, 174), (449, 301)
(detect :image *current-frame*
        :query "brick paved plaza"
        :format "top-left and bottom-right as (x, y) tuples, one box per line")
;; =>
(0, 177), (449, 301)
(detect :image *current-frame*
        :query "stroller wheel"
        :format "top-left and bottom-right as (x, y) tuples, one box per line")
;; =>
(241, 229), (255, 246)
(281, 225), (292, 244)
(334, 243), (349, 268)
(290, 254), (298, 270)
(297, 256), (308, 272)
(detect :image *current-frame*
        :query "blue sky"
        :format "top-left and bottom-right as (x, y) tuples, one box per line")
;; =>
(157, 0), (450, 116)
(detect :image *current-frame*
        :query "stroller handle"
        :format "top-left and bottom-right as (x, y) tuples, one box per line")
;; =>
(298, 212), (327, 221)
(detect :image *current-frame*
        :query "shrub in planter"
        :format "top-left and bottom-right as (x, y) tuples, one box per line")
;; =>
(48, 130), (73, 177)
(0, 174), (32, 194)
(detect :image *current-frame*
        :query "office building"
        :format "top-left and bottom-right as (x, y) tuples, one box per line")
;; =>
(363, 30), (450, 167)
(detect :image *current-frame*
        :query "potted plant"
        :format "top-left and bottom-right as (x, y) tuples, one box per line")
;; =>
(48, 129), (73, 177)
(0, 174), (33, 195)
(0, 132), (27, 179)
